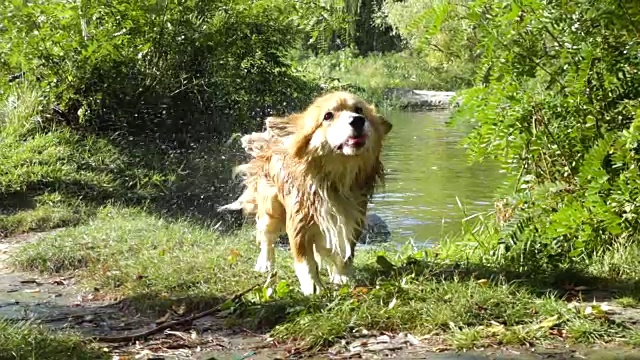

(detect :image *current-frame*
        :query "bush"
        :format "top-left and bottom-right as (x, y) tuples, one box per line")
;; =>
(0, 0), (324, 230)
(293, 49), (473, 103)
(0, 0), (318, 145)
(445, 0), (640, 271)
(376, 0), (479, 80)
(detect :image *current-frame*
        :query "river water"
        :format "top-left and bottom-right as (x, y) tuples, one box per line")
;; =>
(369, 110), (505, 245)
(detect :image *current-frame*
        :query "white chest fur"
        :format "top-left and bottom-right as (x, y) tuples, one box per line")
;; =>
(312, 185), (364, 261)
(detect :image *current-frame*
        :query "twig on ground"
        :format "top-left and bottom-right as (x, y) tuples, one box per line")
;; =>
(90, 283), (260, 343)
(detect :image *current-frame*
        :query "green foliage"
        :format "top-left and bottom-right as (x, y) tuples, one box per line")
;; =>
(446, 0), (640, 271)
(0, 321), (106, 360)
(291, 0), (401, 55)
(0, 0), (318, 143)
(293, 49), (473, 106)
(377, 0), (478, 76)
(0, 0), (324, 231)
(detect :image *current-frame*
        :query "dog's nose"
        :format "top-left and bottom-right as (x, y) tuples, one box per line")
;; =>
(350, 115), (365, 133)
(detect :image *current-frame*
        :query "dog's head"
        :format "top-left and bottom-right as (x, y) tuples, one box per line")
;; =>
(282, 91), (392, 158)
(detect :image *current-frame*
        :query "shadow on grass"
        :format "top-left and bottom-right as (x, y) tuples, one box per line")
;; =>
(0, 135), (250, 236)
(356, 255), (640, 302)
(8, 253), (640, 356)
(101, 256), (640, 336)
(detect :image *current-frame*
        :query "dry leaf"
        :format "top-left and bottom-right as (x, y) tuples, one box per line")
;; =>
(172, 303), (187, 316)
(228, 249), (241, 264)
(49, 278), (67, 286)
(351, 286), (370, 296)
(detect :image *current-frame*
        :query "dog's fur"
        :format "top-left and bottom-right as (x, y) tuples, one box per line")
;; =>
(221, 91), (392, 295)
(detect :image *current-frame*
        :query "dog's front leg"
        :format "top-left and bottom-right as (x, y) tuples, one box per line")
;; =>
(288, 222), (322, 295)
(327, 240), (356, 285)
(254, 214), (281, 273)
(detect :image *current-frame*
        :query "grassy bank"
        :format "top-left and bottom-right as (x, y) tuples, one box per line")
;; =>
(0, 321), (106, 360)
(292, 49), (473, 107)
(11, 207), (640, 352)
(3, 0), (640, 355)
(0, 83), (249, 238)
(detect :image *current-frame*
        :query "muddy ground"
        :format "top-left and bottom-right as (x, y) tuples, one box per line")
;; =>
(1, 232), (639, 360)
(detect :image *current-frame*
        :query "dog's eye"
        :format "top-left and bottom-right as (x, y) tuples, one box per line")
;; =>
(323, 112), (334, 121)
(354, 106), (363, 114)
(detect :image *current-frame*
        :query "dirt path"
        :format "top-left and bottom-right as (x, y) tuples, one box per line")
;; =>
(0, 232), (638, 359)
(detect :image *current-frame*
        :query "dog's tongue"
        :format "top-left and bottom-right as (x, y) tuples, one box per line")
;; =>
(347, 136), (366, 145)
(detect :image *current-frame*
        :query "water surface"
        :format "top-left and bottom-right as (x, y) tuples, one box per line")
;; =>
(369, 110), (504, 244)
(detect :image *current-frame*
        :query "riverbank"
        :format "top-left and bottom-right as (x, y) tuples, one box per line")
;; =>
(2, 86), (639, 358)
(2, 207), (640, 358)
(293, 50), (471, 108)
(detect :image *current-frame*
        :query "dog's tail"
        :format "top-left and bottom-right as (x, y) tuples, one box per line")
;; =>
(218, 165), (259, 214)
(217, 190), (258, 214)
(217, 199), (244, 212)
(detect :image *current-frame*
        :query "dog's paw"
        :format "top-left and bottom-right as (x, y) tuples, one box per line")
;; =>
(329, 273), (350, 285)
(254, 261), (272, 273)
(299, 281), (323, 296)
(254, 253), (273, 273)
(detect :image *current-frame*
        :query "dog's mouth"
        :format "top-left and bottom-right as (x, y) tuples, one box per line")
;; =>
(334, 134), (368, 153)
(344, 135), (367, 149)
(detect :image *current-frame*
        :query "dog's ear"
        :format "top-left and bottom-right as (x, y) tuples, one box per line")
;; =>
(290, 132), (314, 159)
(264, 113), (313, 158)
(285, 113), (318, 159)
(379, 115), (393, 135)
(265, 116), (294, 138)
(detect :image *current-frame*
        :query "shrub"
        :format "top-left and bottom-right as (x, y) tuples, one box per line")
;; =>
(0, 0), (318, 145)
(0, 0), (322, 229)
(446, 0), (640, 271)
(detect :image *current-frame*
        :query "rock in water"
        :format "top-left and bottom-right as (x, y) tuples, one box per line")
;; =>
(383, 88), (458, 110)
(360, 213), (391, 244)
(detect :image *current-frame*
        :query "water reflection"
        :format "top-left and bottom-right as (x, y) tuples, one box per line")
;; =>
(369, 110), (505, 244)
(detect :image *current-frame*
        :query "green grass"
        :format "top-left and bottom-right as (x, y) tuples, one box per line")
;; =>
(0, 83), (243, 238)
(0, 321), (107, 360)
(0, 193), (91, 237)
(292, 49), (473, 107)
(11, 207), (638, 351)
(616, 297), (640, 309)
(13, 207), (266, 308)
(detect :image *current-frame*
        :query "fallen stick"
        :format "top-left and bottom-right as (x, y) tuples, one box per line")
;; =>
(90, 283), (260, 343)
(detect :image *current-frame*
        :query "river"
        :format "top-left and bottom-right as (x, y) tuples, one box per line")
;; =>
(369, 110), (505, 245)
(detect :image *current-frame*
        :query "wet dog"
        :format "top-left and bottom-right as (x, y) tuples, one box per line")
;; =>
(220, 91), (392, 295)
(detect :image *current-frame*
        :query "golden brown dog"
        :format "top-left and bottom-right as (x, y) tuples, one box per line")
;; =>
(220, 91), (392, 295)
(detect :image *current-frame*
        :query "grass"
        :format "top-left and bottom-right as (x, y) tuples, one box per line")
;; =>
(0, 193), (91, 237)
(616, 297), (640, 308)
(0, 321), (107, 360)
(292, 49), (474, 107)
(11, 207), (640, 352)
(0, 83), (244, 238)
(13, 207), (265, 307)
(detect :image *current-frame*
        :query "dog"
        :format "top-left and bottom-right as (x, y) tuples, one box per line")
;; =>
(220, 91), (392, 295)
